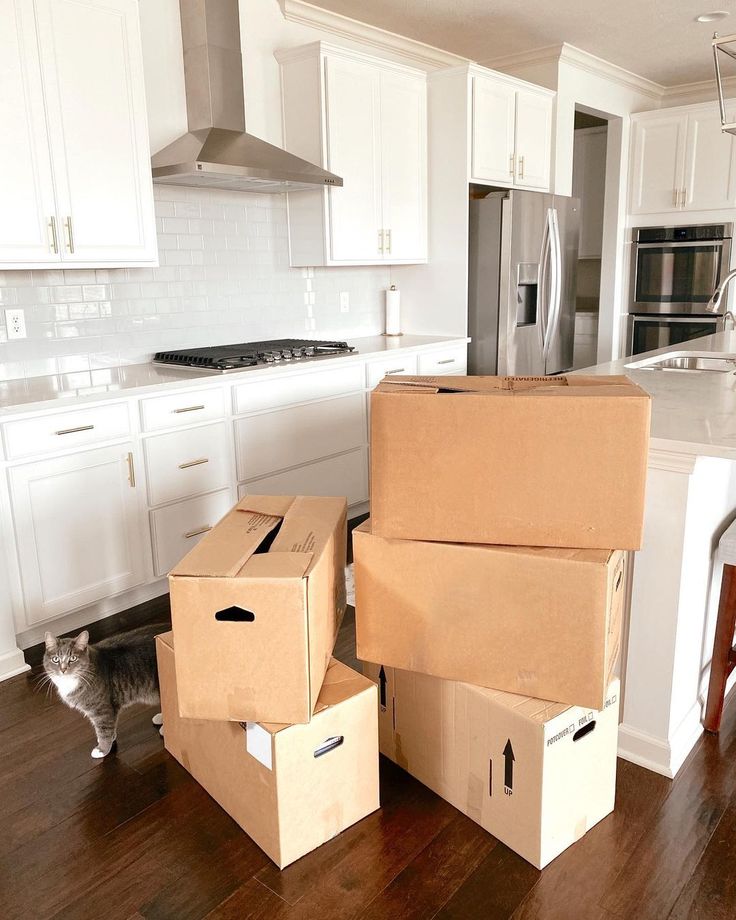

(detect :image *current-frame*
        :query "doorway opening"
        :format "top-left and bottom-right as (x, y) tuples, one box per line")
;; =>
(571, 108), (608, 368)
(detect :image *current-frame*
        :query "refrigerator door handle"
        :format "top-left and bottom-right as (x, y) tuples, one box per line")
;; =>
(538, 208), (552, 349)
(544, 209), (562, 363)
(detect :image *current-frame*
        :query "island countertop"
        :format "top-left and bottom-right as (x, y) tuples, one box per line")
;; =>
(578, 331), (736, 460)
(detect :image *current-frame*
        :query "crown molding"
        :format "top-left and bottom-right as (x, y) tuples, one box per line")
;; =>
(278, 0), (469, 70)
(661, 74), (736, 107)
(647, 449), (698, 475)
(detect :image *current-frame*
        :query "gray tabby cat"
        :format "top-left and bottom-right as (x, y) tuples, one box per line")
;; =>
(43, 624), (166, 758)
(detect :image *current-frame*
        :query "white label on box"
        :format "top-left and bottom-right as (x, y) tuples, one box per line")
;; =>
(245, 722), (273, 770)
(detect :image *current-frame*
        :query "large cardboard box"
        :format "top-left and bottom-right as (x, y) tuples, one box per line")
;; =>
(157, 632), (380, 869)
(169, 494), (347, 724)
(354, 520), (625, 709)
(364, 662), (620, 869)
(370, 374), (651, 549)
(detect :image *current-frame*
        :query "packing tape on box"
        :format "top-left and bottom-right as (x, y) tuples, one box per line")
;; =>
(466, 773), (484, 821)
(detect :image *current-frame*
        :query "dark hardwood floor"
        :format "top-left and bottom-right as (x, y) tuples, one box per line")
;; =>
(5, 598), (736, 919)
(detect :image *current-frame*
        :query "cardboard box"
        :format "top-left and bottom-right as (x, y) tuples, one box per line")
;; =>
(157, 632), (380, 869)
(169, 494), (347, 723)
(370, 374), (651, 549)
(354, 520), (625, 709)
(364, 662), (620, 869)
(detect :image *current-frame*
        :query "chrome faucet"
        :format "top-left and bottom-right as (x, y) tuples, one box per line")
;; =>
(706, 269), (736, 329)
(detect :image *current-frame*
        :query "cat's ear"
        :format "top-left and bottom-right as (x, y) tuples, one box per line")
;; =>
(73, 630), (89, 652)
(44, 632), (57, 652)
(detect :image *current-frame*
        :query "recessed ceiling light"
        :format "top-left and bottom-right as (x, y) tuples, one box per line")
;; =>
(696, 10), (730, 22)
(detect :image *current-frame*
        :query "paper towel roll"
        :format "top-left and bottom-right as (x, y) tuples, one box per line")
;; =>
(385, 285), (401, 336)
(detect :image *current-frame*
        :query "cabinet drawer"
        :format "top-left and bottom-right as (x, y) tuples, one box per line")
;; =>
(235, 392), (366, 481)
(150, 488), (234, 577)
(241, 449), (368, 507)
(417, 345), (467, 376)
(3, 402), (130, 459)
(233, 364), (364, 414)
(366, 353), (419, 388)
(140, 387), (225, 432)
(144, 421), (230, 506)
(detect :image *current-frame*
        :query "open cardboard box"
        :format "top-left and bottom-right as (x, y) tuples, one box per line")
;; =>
(364, 662), (620, 869)
(169, 494), (347, 724)
(157, 632), (380, 869)
(370, 374), (651, 549)
(354, 520), (625, 710)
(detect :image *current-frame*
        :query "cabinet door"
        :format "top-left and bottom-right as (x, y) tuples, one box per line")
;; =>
(629, 114), (686, 215)
(514, 90), (552, 190)
(324, 55), (383, 262)
(380, 69), (427, 262)
(471, 75), (516, 183)
(34, 0), (156, 264)
(9, 444), (147, 623)
(0, 0), (59, 264)
(683, 106), (736, 211)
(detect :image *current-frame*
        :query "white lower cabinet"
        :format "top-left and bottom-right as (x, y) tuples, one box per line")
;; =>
(150, 488), (233, 578)
(8, 443), (147, 624)
(242, 449), (368, 506)
(235, 393), (366, 481)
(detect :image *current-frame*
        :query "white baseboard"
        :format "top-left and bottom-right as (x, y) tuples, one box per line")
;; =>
(0, 647), (30, 682)
(618, 702), (704, 778)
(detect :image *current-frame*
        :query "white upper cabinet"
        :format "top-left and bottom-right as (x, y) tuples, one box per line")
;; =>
(0, 0), (58, 263)
(0, 0), (156, 268)
(278, 42), (428, 266)
(470, 70), (553, 191)
(629, 103), (736, 217)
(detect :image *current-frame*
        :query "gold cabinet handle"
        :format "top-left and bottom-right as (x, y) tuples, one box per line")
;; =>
(63, 216), (74, 253)
(377, 229), (384, 254)
(55, 424), (94, 436)
(673, 187), (678, 207)
(178, 457), (209, 469)
(183, 525), (213, 539)
(127, 452), (136, 488)
(438, 358), (456, 365)
(386, 367), (406, 374)
(509, 153), (515, 177)
(681, 188), (687, 207)
(386, 229), (391, 254)
(518, 155), (525, 180)
(172, 404), (205, 414)
(47, 216), (58, 254)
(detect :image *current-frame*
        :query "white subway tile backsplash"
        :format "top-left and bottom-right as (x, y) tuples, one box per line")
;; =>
(0, 187), (388, 380)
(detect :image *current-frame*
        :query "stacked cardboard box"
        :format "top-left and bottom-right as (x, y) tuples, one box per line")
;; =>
(356, 373), (651, 869)
(156, 494), (380, 869)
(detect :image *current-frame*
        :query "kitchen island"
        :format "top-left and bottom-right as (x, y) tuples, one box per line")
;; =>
(580, 331), (736, 777)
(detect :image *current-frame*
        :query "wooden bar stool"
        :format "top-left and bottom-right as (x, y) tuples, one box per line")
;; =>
(704, 523), (736, 732)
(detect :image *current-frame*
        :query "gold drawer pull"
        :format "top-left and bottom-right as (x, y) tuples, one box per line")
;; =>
(184, 525), (212, 539)
(178, 457), (209, 470)
(55, 424), (94, 436)
(127, 452), (136, 488)
(172, 405), (205, 414)
(437, 358), (456, 365)
(386, 367), (405, 374)
(64, 215), (74, 254)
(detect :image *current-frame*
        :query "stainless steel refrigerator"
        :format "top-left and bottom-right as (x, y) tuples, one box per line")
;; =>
(468, 190), (580, 376)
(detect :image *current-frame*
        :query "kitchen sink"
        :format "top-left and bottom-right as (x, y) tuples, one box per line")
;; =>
(625, 351), (736, 373)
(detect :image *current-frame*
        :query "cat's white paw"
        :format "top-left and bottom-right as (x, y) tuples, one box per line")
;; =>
(159, 725), (164, 737)
(151, 712), (163, 726)
(91, 746), (106, 759)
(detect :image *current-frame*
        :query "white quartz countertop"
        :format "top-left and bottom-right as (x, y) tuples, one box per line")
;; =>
(577, 331), (736, 460)
(0, 334), (468, 418)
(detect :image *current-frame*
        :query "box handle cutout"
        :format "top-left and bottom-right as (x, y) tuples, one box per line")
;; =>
(573, 721), (596, 742)
(313, 735), (344, 758)
(214, 606), (255, 623)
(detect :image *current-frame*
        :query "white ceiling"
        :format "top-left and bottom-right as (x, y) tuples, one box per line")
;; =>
(315, 0), (736, 86)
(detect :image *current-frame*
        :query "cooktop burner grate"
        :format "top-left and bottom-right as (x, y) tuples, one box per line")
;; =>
(153, 339), (356, 372)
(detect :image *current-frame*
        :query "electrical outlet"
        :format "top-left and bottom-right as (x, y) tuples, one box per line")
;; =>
(339, 292), (350, 313)
(5, 308), (26, 340)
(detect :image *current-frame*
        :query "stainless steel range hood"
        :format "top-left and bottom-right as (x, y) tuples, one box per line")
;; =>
(151, 0), (342, 193)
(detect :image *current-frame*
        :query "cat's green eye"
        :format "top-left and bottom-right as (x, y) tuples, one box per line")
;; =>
(51, 656), (59, 662)
(70, 656), (77, 662)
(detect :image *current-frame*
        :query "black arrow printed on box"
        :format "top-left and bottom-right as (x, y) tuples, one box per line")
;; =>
(503, 739), (515, 794)
(379, 666), (387, 711)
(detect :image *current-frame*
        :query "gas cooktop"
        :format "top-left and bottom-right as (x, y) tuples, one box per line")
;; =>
(153, 339), (356, 373)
